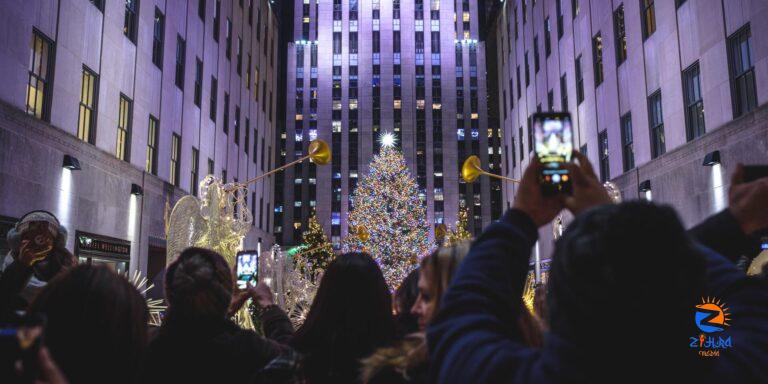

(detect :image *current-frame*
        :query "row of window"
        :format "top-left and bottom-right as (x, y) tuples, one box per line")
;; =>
(503, 16), (757, 177)
(26, 28), (272, 200)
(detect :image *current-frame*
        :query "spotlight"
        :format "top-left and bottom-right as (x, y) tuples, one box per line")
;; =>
(63, 155), (81, 170)
(130, 183), (144, 196)
(702, 150), (721, 166)
(638, 180), (651, 192)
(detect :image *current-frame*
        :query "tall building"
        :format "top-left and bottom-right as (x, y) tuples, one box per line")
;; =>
(0, 0), (280, 281)
(494, 0), (768, 257)
(276, 0), (504, 248)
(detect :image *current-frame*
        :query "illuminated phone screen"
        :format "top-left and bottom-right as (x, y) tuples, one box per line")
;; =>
(534, 113), (573, 194)
(236, 252), (258, 289)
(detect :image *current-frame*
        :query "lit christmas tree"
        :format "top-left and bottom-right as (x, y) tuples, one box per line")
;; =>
(344, 133), (432, 289)
(444, 205), (473, 246)
(296, 211), (335, 280)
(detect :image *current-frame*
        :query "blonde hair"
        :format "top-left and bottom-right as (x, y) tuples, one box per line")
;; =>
(360, 242), (471, 383)
(420, 241), (471, 313)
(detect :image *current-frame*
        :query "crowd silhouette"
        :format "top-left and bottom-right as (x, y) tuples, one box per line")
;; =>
(2, 153), (768, 383)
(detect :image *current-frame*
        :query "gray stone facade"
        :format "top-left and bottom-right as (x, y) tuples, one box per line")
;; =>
(0, 0), (281, 280)
(493, 0), (768, 260)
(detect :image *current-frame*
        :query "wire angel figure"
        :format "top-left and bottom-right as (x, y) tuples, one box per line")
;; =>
(260, 245), (318, 328)
(166, 175), (254, 328)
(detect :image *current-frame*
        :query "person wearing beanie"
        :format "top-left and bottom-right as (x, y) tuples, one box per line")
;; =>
(0, 210), (75, 317)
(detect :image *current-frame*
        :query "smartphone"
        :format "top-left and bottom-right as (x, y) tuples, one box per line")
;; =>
(236, 251), (258, 290)
(743, 165), (768, 183)
(0, 314), (45, 383)
(533, 112), (574, 194)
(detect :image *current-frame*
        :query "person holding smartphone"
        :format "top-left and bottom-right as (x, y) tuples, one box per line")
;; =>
(0, 211), (76, 318)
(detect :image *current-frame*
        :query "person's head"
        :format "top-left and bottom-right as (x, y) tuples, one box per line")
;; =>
(164, 247), (234, 322)
(547, 202), (705, 358)
(411, 242), (470, 330)
(292, 253), (395, 381)
(28, 264), (148, 384)
(394, 268), (420, 336)
(6, 210), (74, 281)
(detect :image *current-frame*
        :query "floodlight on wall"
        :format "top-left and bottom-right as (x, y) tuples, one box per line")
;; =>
(703, 150), (721, 166)
(130, 183), (144, 196)
(639, 179), (652, 201)
(62, 155), (81, 170)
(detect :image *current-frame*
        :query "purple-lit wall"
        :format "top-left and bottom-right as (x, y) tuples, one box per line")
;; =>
(495, 0), (768, 259)
(0, 0), (280, 276)
(277, 0), (504, 248)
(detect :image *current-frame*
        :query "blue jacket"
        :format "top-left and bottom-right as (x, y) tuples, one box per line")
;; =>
(427, 209), (768, 383)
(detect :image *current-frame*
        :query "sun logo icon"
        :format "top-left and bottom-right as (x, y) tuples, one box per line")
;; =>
(695, 297), (731, 333)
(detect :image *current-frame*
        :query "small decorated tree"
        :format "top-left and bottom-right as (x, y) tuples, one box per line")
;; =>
(444, 206), (473, 246)
(296, 212), (335, 279)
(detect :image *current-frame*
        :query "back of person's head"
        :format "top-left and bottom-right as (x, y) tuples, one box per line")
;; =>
(395, 268), (420, 336)
(292, 252), (395, 382)
(28, 264), (148, 384)
(164, 247), (233, 322)
(548, 202), (705, 369)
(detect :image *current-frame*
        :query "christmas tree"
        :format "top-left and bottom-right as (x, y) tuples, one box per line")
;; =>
(296, 212), (335, 279)
(344, 134), (432, 289)
(444, 206), (473, 246)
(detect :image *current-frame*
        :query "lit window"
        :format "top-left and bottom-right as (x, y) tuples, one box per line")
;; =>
(295, 114), (303, 120)
(294, 201), (302, 207)
(332, 121), (342, 132)
(295, 133), (303, 142)
(393, 100), (401, 109)
(309, 129), (317, 140)
(350, 99), (358, 109)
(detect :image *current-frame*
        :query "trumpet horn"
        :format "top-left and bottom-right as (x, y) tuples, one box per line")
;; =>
(461, 155), (520, 183)
(236, 139), (331, 187)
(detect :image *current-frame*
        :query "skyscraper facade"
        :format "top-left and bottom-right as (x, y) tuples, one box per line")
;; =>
(494, 0), (768, 257)
(276, 0), (504, 248)
(0, 0), (280, 280)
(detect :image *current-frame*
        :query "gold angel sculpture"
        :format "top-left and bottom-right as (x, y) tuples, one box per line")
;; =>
(165, 139), (331, 330)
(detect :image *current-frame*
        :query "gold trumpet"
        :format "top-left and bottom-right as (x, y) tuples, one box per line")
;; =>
(236, 139), (331, 187)
(461, 155), (520, 183)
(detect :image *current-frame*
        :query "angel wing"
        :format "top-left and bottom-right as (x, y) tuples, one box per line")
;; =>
(166, 195), (205, 265)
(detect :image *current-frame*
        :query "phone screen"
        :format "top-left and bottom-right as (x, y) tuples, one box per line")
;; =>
(236, 252), (258, 290)
(534, 113), (573, 194)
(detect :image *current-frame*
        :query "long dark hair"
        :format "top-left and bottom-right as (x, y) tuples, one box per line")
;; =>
(163, 247), (234, 324)
(394, 268), (420, 336)
(292, 252), (395, 383)
(28, 264), (148, 384)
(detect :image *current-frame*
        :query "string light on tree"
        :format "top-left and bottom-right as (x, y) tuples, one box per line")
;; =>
(343, 145), (432, 289)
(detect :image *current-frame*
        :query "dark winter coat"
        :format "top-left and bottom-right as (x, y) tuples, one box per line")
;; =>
(142, 305), (294, 383)
(427, 208), (768, 383)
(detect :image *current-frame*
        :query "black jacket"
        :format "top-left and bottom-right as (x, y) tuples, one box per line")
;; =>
(141, 305), (294, 383)
(427, 208), (768, 383)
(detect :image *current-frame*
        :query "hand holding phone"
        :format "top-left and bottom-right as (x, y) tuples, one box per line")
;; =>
(533, 113), (574, 195)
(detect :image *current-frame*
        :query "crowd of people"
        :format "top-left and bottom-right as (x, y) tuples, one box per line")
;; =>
(1, 152), (768, 383)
